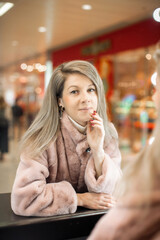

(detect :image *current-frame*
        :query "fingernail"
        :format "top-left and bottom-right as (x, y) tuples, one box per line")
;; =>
(108, 203), (114, 208)
(92, 111), (96, 115)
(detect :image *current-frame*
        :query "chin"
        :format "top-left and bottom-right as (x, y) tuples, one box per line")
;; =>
(77, 112), (91, 124)
(81, 117), (90, 125)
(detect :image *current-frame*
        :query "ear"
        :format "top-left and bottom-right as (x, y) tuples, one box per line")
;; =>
(58, 98), (64, 107)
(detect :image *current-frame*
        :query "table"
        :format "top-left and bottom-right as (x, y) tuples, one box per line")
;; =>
(0, 193), (107, 240)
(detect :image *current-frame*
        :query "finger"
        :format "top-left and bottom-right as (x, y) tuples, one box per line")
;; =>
(99, 206), (110, 210)
(103, 195), (116, 205)
(90, 119), (103, 125)
(89, 119), (103, 127)
(87, 121), (102, 132)
(103, 195), (113, 202)
(98, 201), (114, 208)
(106, 203), (114, 208)
(90, 114), (103, 122)
(99, 196), (115, 206)
(87, 121), (93, 132)
(98, 195), (116, 208)
(93, 205), (109, 210)
(89, 119), (104, 129)
(97, 196), (112, 204)
(90, 124), (104, 131)
(99, 193), (111, 198)
(90, 111), (102, 119)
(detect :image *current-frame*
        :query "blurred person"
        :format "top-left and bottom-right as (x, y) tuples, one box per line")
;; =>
(0, 96), (9, 160)
(88, 48), (160, 240)
(11, 60), (121, 217)
(11, 98), (24, 140)
(26, 100), (40, 128)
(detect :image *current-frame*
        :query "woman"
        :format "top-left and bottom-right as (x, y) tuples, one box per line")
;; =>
(88, 49), (160, 240)
(11, 60), (121, 217)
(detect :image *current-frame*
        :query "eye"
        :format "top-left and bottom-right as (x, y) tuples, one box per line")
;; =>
(70, 90), (78, 94)
(88, 88), (96, 92)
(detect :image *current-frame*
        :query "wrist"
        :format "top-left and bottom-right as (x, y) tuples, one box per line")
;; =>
(77, 193), (83, 207)
(92, 148), (105, 159)
(92, 149), (105, 178)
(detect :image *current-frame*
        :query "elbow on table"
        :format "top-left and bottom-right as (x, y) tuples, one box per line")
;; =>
(11, 193), (31, 216)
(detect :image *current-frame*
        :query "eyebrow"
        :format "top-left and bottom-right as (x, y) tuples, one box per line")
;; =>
(67, 84), (95, 90)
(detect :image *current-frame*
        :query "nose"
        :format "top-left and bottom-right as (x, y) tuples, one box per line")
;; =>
(81, 91), (90, 103)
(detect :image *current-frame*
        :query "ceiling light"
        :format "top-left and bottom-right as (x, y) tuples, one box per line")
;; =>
(38, 26), (46, 32)
(12, 40), (18, 46)
(0, 2), (14, 17)
(27, 65), (34, 72)
(35, 87), (42, 94)
(153, 8), (160, 22)
(20, 63), (27, 70)
(82, 4), (92, 10)
(145, 53), (152, 60)
(151, 72), (157, 86)
(35, 63), (41, 69)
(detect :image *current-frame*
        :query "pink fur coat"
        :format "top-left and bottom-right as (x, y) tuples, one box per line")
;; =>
(11, 113), (121, 216)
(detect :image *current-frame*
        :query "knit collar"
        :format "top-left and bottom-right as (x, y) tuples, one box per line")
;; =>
(60, 112), (88, 147)
(67, 115), (87, 134)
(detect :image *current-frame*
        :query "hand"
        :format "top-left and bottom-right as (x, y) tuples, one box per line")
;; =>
(77, 192), (116, 210)
(87, 111), (105, 177)
(87, 111), (105, 152)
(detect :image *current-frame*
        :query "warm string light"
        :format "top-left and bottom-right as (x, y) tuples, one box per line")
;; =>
(20, 63), (47, 72)
(145, 53), (152, 60)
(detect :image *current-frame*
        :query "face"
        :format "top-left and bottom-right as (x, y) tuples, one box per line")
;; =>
(59, 74), (98, 126)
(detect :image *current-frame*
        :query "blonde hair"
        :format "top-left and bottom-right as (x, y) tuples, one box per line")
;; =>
(20, 60), (117, 157)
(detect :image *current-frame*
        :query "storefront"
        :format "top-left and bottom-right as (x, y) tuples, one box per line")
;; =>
(0, 54), (47, 130)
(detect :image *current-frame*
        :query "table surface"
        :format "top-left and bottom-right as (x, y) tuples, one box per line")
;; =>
(0, 193), (108, 229)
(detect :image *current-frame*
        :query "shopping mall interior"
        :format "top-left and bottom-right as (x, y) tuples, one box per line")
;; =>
(0, 0), (160, 194)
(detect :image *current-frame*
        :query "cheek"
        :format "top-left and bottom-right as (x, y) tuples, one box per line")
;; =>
(63, 96), (74, 108)
(93, 95), (98, 106)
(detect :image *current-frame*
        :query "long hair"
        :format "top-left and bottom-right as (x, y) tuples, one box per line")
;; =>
(20, 60), (117, 157)
(115, 45), (160, 206)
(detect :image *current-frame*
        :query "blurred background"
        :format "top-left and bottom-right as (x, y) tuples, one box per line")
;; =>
(0, 0), (160, 192)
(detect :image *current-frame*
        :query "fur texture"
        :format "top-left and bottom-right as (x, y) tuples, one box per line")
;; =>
(11, 112), (121, 216)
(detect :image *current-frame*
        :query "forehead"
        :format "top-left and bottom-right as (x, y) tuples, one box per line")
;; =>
(64, 73), (93, 87)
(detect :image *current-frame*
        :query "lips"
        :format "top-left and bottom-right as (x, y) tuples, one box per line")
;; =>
(79, 108), (92, 111)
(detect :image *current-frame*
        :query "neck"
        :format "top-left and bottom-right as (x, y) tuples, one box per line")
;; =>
(67, 115), (87, 134)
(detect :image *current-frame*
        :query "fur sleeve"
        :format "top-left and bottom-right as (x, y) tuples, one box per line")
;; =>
(85, 136), (122, 194)
(11, 150), (77, 217)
